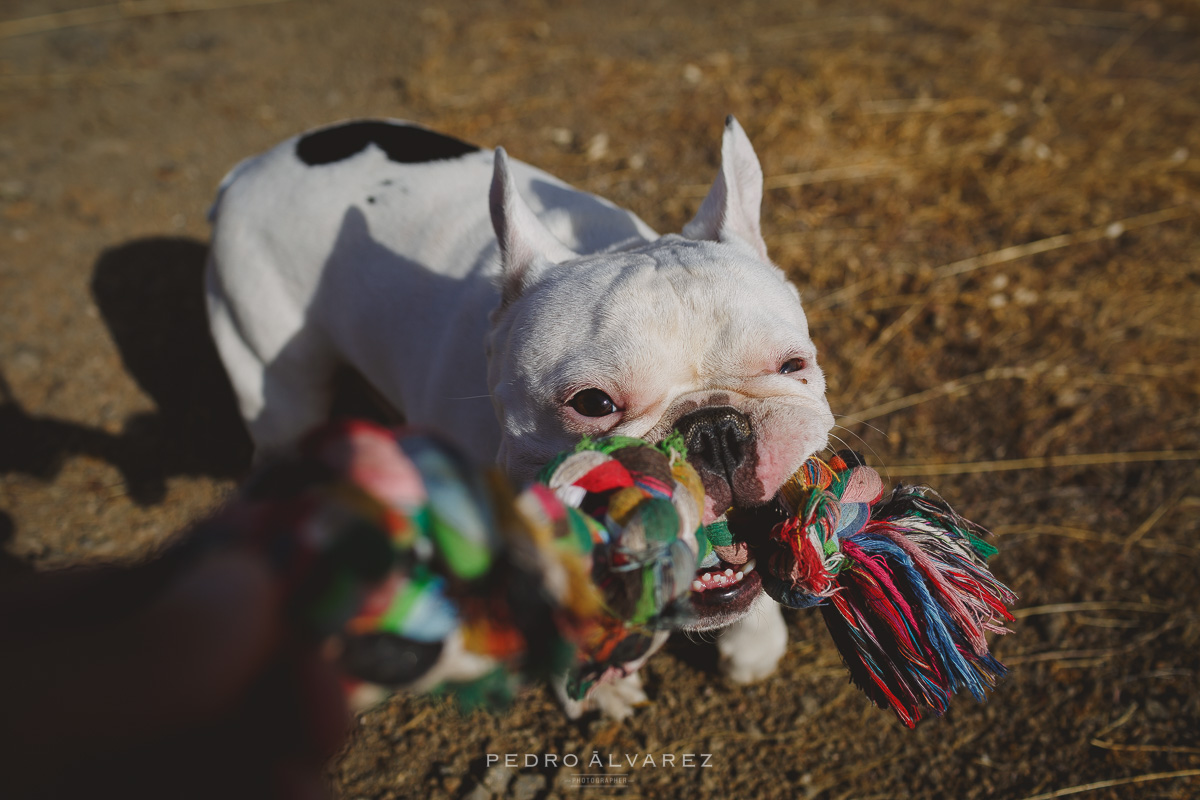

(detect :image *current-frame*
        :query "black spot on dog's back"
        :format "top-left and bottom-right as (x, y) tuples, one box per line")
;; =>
(295, 120), (480, 166)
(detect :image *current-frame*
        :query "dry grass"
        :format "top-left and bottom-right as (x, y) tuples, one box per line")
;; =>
(1, 0), (1198, 798)
(0, 0), (294, 40)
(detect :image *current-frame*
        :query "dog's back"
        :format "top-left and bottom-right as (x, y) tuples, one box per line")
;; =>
(206, 119), (654, 460)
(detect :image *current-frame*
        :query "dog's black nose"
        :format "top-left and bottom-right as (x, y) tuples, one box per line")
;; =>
(674, 406), (754, 480)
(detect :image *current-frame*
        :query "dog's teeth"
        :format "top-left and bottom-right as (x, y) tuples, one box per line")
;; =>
(694, 562), (755, 593)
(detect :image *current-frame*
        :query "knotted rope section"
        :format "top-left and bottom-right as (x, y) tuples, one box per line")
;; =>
(533, 432), (704, 699)
(761, 450), (1017, 727)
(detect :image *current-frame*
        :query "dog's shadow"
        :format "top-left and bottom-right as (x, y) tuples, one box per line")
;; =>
(2, 236), (399, 514)
(0, 237), (253, 509)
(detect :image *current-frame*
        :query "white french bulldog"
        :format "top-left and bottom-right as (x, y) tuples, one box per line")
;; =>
(205, 116), (835, 717)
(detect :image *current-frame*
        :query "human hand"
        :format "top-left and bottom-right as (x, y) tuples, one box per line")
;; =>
(0, 540), (348, 800)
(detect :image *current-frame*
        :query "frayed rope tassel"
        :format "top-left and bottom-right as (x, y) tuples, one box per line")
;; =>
(761, 450), (1017, 727)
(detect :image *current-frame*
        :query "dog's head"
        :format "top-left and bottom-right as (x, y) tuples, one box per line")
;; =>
(485, 118), (834, 630)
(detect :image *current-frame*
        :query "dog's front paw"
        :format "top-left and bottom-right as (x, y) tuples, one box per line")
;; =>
(717, 593), (788, 684)
(553, 671), (649, 721)
(589, 671), (650, 720)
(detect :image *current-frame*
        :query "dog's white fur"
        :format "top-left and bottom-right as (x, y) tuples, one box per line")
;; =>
(206, 118), (834, 717)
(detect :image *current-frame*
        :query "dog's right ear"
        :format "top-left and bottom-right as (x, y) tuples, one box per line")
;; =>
(682, 116), (770, 263)
(490, 148), (577, 306)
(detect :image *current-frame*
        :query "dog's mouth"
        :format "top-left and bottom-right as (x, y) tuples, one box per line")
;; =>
(688, 472), (775, 629)
(690, 554), (760, 602)
(683, 500), (790, 630)
(685, 557), (763, 630)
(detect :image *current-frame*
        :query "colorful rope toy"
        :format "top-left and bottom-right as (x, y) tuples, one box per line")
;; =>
(206, 421), (703, 710)
(207, 422), (1015, 725)
(756, 450), (1017, 727)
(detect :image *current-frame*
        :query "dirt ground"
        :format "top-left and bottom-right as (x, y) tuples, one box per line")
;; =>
(2, 0), (1199, 798)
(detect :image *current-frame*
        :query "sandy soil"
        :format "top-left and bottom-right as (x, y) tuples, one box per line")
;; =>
(2, 0), (1199, 798)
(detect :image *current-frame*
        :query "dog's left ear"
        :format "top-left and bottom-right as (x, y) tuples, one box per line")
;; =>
(682, 116), (770, 263)
(490, 147), (578, 306)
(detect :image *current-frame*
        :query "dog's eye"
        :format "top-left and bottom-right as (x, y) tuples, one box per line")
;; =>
(779, 357), (807, 375)
(567, 388), (619, 417)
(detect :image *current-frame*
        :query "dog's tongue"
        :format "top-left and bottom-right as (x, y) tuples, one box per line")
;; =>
(713, 541), (750, 566)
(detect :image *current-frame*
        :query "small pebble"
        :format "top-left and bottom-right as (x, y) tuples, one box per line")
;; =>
(586, 133), (609, 161)
(511, 773), (547, 800)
